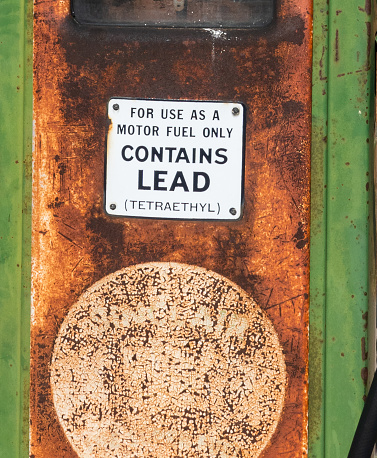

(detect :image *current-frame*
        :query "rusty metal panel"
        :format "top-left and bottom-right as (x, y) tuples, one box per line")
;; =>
(31, 0), (312, 456)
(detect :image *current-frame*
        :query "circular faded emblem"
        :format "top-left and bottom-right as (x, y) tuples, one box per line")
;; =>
(51, 263), (286, 457)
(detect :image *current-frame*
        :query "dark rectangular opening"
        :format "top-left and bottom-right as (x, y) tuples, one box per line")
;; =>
(72, 0), (274, 28)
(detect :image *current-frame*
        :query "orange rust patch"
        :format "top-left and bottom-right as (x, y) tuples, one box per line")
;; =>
(31, 0), (312, 455)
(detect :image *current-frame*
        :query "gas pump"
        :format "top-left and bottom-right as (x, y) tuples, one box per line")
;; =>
(1, 0), (375, 457)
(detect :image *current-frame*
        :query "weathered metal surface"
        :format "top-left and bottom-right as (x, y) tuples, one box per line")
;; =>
(0, 0), (33, 456)
(309, 0), (375, 456)
(31, 0), (312, 456)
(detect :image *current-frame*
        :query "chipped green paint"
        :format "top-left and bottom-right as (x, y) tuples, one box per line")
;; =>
(309, 0), (375, 456)
(0, 0), (32, 456)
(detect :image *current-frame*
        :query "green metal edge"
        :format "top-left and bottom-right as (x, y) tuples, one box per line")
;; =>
(0, 0), (32, 456)
(309, 0), (328, 454)
(310, 0), (375, 456)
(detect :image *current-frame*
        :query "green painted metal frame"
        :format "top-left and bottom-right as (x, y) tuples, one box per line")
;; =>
(0, 0), (375, 456)
(0, 0), (33, 456)
(310, 0), (375, 456)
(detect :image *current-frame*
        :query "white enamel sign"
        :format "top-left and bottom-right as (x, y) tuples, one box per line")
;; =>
(105, 99), (244, 220)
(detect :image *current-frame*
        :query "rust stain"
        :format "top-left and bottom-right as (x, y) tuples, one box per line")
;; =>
(335, 29), (339, 62)
(362, 311), (368, 330)
(31, 0), (312, 455)
(358, 0), (371, 15)
(365, 0), (371, 15)
(319, 45), (327, 82)
(361, 336), (368, 361)
(365, 21), (372, 70)
(361, 367), (368, 386)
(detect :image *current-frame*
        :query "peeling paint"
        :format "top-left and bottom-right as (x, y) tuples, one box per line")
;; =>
(51, 263), (286, 458)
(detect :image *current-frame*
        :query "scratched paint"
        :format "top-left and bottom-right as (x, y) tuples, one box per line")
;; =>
(31, 0), (312, 456)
